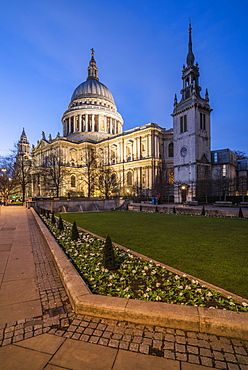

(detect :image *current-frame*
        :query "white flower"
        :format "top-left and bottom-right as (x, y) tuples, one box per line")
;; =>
(132, 270), (136, 274)
(151, 270), (156, 275)
(183, 274), (187, 278)
(143, 293), (149, 298)
(196, 289), (202, 294)
(206, 292), (213, 297)
(156, 283), (161, 288)
(144, 266), (148, 271)
(242, 302), (248, 307)
(178, 285), (183, 290)
(155, 296), (161, 301)
(185, 285), (191, 290)
(146, 287), (152, 292)
(229, 302), (235, 306)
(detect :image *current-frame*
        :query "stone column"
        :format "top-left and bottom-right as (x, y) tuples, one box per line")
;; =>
(92, 115), (94, 132)
(79, 115), (82, 132)
(85, 115), (88, 132)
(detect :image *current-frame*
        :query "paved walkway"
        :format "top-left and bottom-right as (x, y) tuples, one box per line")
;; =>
(0, 206), (247, 370)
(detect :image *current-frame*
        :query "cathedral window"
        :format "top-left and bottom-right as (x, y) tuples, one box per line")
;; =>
(71, 175), (76, 187)
(168, 142), (174, 157)
(200, 113), (206, 130)
(127, 171), (133, 185)
(180, 115), (187, 133)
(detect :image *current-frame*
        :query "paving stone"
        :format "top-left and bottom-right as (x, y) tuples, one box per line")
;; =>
(108, 339), (119, 348)
(215, 360), (227, 369)
(234, 346), (247, 355)
(80, 334), (89, 341)
(89, 335), (99, 344)
(133, 336), (142, 344)
(165, 333), (175, 342)
(187, 345), (198, 354)
(225, 353), (237, 363)
(122, 334), (132, 342)
(119, 341), (129, 350)
(237, 355), (248, 365)
(139, 343), (149, 354)
(201, 356), (213, 367)
(154, 332), (163, 340)
(153, 339), (163, 349)
(98, 337), (109, 346)
(102, 331), (112, 338)
(188, 354), (200, 364)
(176, 352), (187, 361)
(142, 337), (152, 346)
(164, 350), (176, 360)
(200, 347), (212, 357)
(129, 343), (139, 352)
(176, 336), (186, 344)
(112, 333), (122, 340)
(227, 363), (240, 370)
(175, 343), (186, 353)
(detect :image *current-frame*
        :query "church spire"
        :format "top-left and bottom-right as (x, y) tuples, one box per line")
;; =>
(87, 48), (99, 81)
(186, 19), (195, 67)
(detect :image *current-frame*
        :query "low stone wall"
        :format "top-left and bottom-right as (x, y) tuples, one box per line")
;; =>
(27, 198), (128, 213)
(128, 203), (248, 218)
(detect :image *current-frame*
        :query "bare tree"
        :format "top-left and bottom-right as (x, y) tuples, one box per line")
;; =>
(97, 165), (119, 199)
(42, 149), (70, 197)
(14, 154), (32, 202)
(81, 146), (98, 197)
(233, 150), (248, 160)
(0, 154), (16, 204)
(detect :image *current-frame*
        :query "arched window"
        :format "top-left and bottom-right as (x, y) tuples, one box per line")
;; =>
(127, 171), (133, 186)
(168, 142), (174, 157)
(71, 175), (76, 187)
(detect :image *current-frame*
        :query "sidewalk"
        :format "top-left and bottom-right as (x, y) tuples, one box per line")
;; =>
(0, 206), (247, 369)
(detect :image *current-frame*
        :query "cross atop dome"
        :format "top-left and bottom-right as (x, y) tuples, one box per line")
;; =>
(87, 48), (99, 81)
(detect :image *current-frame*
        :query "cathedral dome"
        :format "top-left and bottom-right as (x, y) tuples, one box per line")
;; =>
(61, 49), (123, 142)
(71, 79), (114, 104)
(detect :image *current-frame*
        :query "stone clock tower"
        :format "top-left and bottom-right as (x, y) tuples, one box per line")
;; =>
(172, 22), (212, 203)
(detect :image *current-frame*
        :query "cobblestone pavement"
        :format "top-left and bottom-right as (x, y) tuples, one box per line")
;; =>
(0, 211), (247, 369)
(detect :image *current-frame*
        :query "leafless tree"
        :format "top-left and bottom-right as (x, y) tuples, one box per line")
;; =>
(0, 154), (16, 204)
(81, 146), (98, 197)
(14, 154), (32, 202)
(42, 149), (70, 197)
(97, 165), (119, 199)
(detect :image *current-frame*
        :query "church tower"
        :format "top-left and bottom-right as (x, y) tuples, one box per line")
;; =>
(17, 128), (31, 159)
(172, 22), (212, 203)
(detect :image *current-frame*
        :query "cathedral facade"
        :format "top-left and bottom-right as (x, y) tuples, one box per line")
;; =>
(21, 24), (237, 203)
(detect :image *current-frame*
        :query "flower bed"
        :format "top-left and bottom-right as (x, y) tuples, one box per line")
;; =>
(40, 214), (248, 312)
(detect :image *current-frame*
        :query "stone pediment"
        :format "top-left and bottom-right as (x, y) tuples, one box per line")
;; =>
(198, 153), (210, 164)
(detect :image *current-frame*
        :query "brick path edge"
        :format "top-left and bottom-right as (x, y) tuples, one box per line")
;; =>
(31, 208), (248, 341)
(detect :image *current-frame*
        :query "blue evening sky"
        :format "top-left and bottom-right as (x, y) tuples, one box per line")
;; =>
(0, 0), (247, 156)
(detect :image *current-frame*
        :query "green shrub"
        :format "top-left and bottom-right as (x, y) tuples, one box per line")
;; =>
(102, 234), (116, 270)
(71, 221), (79, 241)
(239, 207), (244, 219)
(51, 212), (56, 225)
(58, 215), (64, 231)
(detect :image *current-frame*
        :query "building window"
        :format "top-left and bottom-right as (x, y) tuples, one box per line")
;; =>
(71, 175), (76, 187)
(180, 115), (187, 133)
(222, 164), (227, 177)
(127, 171), (132, 186)
(200, 113), (206, 130)
(214, 152), (218, 163)
(168, 142), (174, 157)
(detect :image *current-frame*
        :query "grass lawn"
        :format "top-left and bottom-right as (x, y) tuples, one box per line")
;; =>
(60, 211), (248, 299)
